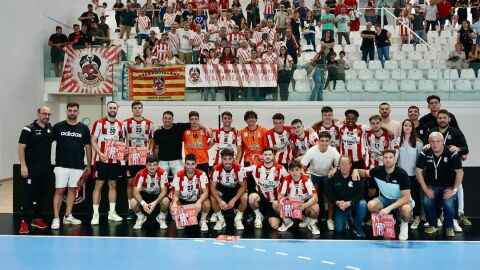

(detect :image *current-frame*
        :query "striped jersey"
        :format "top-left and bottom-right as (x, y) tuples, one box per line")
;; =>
(122, 117), (155, 148)
(91, 117), (124, 163)
(315, 121), (341, 150)
(136, 15), (151, 33)
(171, 169), (209, 202)
(365, 130), (399, 169)
(290, 130), (319, 158)
(236, 47), (251, 64)
(279, 175), (316, 203)
(210, 162), (245, 188)
(168, 31), (180, 54)
(134, 167), (169, 194)
(245, 161), (288, 202)
(262, 26), (276, 42)
(152, 42), (171, 61)
(262, 52), (277, 63)
(264, 0), (274, 15)
(163, 13), (176, 26)
(267, 126), (293, 164)
(212, 128), (241, 164)
(339, 124), (370, 162)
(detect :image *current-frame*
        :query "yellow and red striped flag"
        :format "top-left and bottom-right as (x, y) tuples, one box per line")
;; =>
(128, 65), (185, 100)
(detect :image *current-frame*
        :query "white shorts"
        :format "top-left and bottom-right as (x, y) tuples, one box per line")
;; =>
(158, 160), (183, 177)
(54, 167), (84, 188)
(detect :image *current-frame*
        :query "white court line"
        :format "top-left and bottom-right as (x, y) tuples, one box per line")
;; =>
(275, 252), (288, 256)
(213, 242), (225, 246)
(253, 248), (267, 252)
(298, 256), (312, 260)
(233, 245), (245, 249)
(193, 239), (205, 243)
(321, 260), (336, 265)
(346, 266), (361, 270)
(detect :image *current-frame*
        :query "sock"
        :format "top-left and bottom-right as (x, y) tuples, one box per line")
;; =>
(303, 216), (311, 223)
(136, 212), (145, 219)
(128, 199), (132, 210)
(109, 203), (116, 212)
(93, 204), (99, 215)
(235, 211), (244, 219)
(458, 184), (464, 214)
(254, 209), (262, 217)
(215, 211), (224, 221)
(200, 212), (208, 221)
(283, 218), (292, 224)
(158, 212), (166, 219)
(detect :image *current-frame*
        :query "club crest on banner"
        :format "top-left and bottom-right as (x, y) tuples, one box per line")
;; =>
(188, 66), (201, 84)
(153, 77), (166, 95)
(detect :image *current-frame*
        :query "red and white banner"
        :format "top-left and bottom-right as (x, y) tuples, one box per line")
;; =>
(128, 146), (148, 166)
(280, 197), (303, 220)
(371, 213), (396, 239)
(185, 64), (278, 87)
(104, 140), (126, 161)
(172, 204), (199, 227)
(60, 45), (122, 94)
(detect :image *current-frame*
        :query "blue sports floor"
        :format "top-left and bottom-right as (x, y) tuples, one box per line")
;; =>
(2, 235), (479, 270)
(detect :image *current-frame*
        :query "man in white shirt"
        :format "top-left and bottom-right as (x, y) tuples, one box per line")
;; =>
(424, 1), (438, 32)
(136, 9), (151, 46)
(176, 21), (194, 64)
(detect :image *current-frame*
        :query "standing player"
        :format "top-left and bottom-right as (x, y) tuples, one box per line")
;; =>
(51, 102), (92, 230)
(245, 147), (289, 229)
(182, 111), (211, 174)
(170, 154), (211, 231)
(338, 109), (370, 169)
(266, 113), (293, 168)
(210, 149), (248, 230)
(365, 115), (398, 170)
(91, 101), (125, 225)
(312, 106), (341, 151)
(123, 101), (155, 220)
(210, 111), (241, 165)
(132, 155), (170, 230)
(290, 119), (319, 162)
(275, 161), (320, 235)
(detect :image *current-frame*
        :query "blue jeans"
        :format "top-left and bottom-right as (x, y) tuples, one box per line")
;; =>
(362, 47), (375, 62)
(413, 30), (427, 43)
(365, 16), (377, 24)
(246, 87), (260, 101)
(264, 14), (274, 20)
(377, 46), (390, 65)
(305, 32), (316, 49)
(202, 87), (216, 101)
(423, 186), (456, 229)
(192, 50), (199, 64)
(335, 200), (367, 233)
(310, 68), (325, 101)
(137, 33), (149, 46)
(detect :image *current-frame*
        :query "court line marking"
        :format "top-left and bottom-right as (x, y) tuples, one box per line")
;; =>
(213, 242), (225, 246)
(346, 266), (361, 270)
(275, 252), (288, 256)
(193, 239), (205, 243)
(321, 260), (336, 265)
(253, 248), (267, 252)
(233, 245), (245, 249)
(298, 256), (312, 260)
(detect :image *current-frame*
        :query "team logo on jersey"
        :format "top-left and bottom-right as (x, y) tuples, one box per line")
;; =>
(78, 54), (104, 86)
(153, 77), (166, 95)
(188, 67), (201, 84)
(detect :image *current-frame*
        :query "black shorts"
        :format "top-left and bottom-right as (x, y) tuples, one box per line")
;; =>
(217, 185), (241, 206)
(196, 163), (210, 175)
(140, 191), (160, 203)
(254, 192), (280, 219)
(179, 198), (196, 206)
(127, 165), (144, 178)
(352, 160), (365, 170)
(96, 162), (122, 181)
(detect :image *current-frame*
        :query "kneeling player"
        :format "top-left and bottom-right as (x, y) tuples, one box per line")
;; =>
(132, 155), (170, 230)
(274, 161), (320, 235)
(210, 149), (248, 230)
(245, 147), (289, 229)
(170, 154), (211, 231)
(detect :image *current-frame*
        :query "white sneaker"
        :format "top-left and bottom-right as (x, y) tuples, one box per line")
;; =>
(278, 218), (294, 232)
(327, 219), (335, 231)
(63, 215), (82, 225)
(214, 219), (226, 230)
(200, 220), (209, 232)
(51, 218), (60, 230)
(91, 213), (100, 225)
(210, 213), (218, 223)
(437, 218), (443, 227)
(299, 217), (311, 228)
(133, 217), (146, 230)
(453, 219), (463, 232)
(399, 221), (409, 241)
(108, 211), (123, 222)
(308, 222), (320, 235)
(156, 213), (168, 229)
(254, 213), (264, 229)
(234, 216), (244, 230)
(410, 217), (420, 230)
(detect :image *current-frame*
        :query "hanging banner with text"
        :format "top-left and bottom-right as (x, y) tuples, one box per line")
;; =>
(185, 64), (278, 88)
(128, 65), (185, 100)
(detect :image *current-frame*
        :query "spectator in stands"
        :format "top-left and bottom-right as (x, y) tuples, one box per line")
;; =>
(287, 10), (301, 41)
(457, 0), (469, 25)
(309, 51), (326, 101)
(412, 6), (427, 44)
(136, 9), (151, 46)
(474, 17), (480, 44)
(68, 24), (81, 49)
(398, 8), (412, 45)
(194, 7), (209, 31)
(276, 46), (294, 101)
(134, 55), (144, 66)
(375, 23), (392, 67)
(48, 26), (68, 77)
(143, 47), (154, 65)
(143, 0), (155, 21)
(274, 4), (288, 37)
(153, 0), (165, 30)
(77, 24), (93, 48)
(325, 0), (337, 14)
(297, 1), (309, 28)
(232, 7), (246, 29)
(130, 0), (141, 11)
(336, 7), (351, 45)
(337, 51), (347, 83)
(164, 6), (175, 32)
(177, 21), (194, 64)
(98, 16), (110, 45)
(360, 22), (376, 62)
(473, 0), (480, 23)
(447, 43), (468, 71)
(468, 45), (480, 76)
(424, 1), (438, 32)
(303, 11), (317, 50)
(94, 2), (108, 19)
(364, 0), (376, 24)
(321, 6), (335, 38)
(246, 49), (262, 101)
(78, 4), (99, 29)
(202, 49), (218, 101)
(220, 47), (237, 101)
(161, 50), (185, 65)
(113, 0), (125, 30)
(145, 30), (158, 50)
(119, 3), (137, 40)
(349, 3), (361, 31)
(324, 52), (339, 90)
(283, 28), (301, 65)
(437, 0), (457, 31)
(246, 0), (260, 29)
(457, 20), (475, 58)
(376, 0), (389, 25)
(312, 0), (322, 22)
(89, 22), (107, 47)
(320, 30), (335, 55)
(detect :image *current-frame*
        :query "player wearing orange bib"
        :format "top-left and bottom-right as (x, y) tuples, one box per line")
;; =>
(182, 111), (212, 174)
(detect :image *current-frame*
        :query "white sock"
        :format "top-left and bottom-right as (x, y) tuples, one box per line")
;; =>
(254, 209), (262, 217)
(93, 204), (99, 215)
(215, 211), (224, 221)
(109, 203), (116, 212)
(128, 199), (132, 210)
(283, 218), (292, 224)
(201, 212), (208, 221)
(136, 212), (145, 219)
(158, 212), (166, 219)
(458, 184), (464, 213)
(235, 211), (244, 219)
(303, 216), (311, 223)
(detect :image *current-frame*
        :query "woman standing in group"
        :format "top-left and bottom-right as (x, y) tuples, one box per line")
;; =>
(309, 50), (326, 101)
(276, 46), (294, 101)
(457, 20), (475, 58)
(398, 8), (412, 45)
(312, 0), (323, 23)
(303, 11), (317, 51)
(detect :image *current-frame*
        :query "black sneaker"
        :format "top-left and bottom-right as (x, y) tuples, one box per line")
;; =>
(127, 209), (137, 220)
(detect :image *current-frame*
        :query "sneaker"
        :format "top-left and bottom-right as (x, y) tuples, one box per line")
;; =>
(176, 224), (185, 230)
(445, 228), (455, 237)
(410, 217), (421, 230)
(254, 213), (264, 229)
(308, 222), (320, 235)
(91, 213), (100, 225)
(327, 219), (335, 231)
(355, 227), (366, 238)
(424, 226), (438, 234)
(19, 220), (29, 234)
(437, 218), (443, 227)
(459, 213), (472, 226)
(108, 211), (123, 222)
(278, 218), (294, 232)
(453, 219), (463, 232)
(126, 209), (136, 220)
(156, 214), (168, 229)
(299, 217), (311, 228)
(31, 219), (48, 229)
(63, 215), (82, 225)
(209, 212), (218, 223)
(200, 220), (209, 232)
(51, 218), (60, 230)
(133, 217), (146, 230)
(214, 219), (226, 231)
(399, 221), (409, 241)
(234, 216), (244, 230)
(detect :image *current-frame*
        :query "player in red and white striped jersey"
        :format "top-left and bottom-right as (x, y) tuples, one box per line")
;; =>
(170, 153), (211, 231)
(365, 115), (398, 169)
(123, 101), (156, 219)
(338, 109), (371, 169)
(90, 101), (125, 225)
(210, 111), (241, 164)
(152, 33), (171, 61)
(168, 23), (180, 55)
(210, 149), (248, 230)
(313, 106), (341, 151)
(267, 113), (293, 167)
(244, 147), (289, 229)
(263, 0), (274, 19)
(131, 155), (170, 229)
(290, 119), (319, 161)
(236, 39), (251, 64)
(274, 161), (320, 234)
